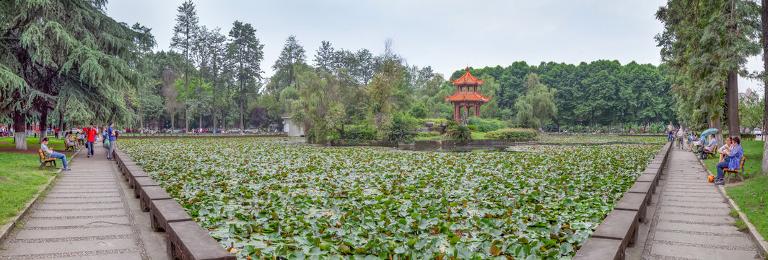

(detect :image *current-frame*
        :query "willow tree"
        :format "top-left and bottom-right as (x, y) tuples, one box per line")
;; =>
(1, 0), (141, 149)
(656, 0), (760, 137)
(515, 73), (557, 129)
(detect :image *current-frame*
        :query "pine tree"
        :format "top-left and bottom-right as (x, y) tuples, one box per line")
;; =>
(226, 21), (264, 130)
(1, 0), (142, 149)
(170, 0), (199, 132)
(270, 36), (306, 95)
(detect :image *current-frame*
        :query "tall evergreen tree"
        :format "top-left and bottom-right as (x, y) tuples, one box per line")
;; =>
(270, 36), (306, 95)
(314, 41), (336, 73)
(1, 0), (141, 149)
(226, 21), (264, 130)
(170, 0), (199, 132)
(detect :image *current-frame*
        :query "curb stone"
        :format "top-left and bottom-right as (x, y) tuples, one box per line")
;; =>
(0, 147), (81, 243)
(697, 157), (768, 258)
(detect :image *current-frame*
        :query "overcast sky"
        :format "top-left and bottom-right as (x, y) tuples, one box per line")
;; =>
(105, 0), (763, 93)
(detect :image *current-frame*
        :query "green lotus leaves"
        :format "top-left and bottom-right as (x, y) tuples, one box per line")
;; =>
(120, 137), (659, 259)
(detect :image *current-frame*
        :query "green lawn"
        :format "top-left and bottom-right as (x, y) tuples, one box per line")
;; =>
(727, 175), (768, 243)
(0, 136), (66, 151)
(0, 152), (57, 225)
(702, 139), (768, 241)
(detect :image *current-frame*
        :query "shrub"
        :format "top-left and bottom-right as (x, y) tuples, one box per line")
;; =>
(446, 122), (472, 142)
(485, 128), (538, 141)
(384, 113), (418, 143)
(468, 118), (508, 132)
(341, 124), (377, 141)
(415, 131), (441, 139)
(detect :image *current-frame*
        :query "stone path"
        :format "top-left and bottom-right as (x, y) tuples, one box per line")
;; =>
(0, 145), (167, 260)
(629, 147), (761, 260)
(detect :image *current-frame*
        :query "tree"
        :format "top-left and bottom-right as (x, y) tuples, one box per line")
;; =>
(170, 0), (199, 132)
(656, 0), (760, 137)
(314, 41), (336, 73)
(207, 28), (228, 134)
(738, 89), (762, 130)
(270, 36), (306, 95)
(367, 59), (406, 129)
(1, 0), (142, 149)
(226, 21), (264, 130)
(762, 0), (768, 174)
(515, 73), (557, 129)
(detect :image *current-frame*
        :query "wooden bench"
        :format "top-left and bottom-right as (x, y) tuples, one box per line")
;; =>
(166, 221), (236, 260)
(591, 209), (640, 249)
(724, 155), (746, 183)
(149, 199), (192, 232)
(573, 237), (623, 260)
(38, 149), (56, 168)
(139, 186), (171, 212)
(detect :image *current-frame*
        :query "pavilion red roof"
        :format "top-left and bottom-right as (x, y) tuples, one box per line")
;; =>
(445, 92), (490, 103)
(452, 69), (484, 86)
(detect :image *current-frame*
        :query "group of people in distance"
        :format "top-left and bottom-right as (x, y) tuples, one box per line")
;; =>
(39, 123), (119, 172)
(667, 126), (744, 185)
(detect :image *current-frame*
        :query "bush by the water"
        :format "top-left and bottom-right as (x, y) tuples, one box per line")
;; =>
(341, 124), (377, 141)
(446, 123), (472, 142)
(486, 128), (538, 141)
(468, 117), (508, 132)
(415, 131), (441, 140)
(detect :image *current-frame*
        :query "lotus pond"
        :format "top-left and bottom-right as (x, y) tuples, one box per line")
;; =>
(120, 137), (660, 259)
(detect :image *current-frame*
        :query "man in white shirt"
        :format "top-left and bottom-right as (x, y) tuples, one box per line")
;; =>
(41, 137), (70, 171)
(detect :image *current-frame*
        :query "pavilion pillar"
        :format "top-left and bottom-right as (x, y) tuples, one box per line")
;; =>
(453, 104), (460, 122)
(475, 104), (480, 116)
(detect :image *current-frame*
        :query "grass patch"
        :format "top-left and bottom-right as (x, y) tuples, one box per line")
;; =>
(0, 152), (57, 225)
(726, 175), (768, 240)
(734, 219), (748, 232)
(702, 140), (768, 240)
(0, 137), (66, 151)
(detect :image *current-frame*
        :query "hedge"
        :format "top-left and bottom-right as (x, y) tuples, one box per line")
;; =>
(485, 128), (538, 141)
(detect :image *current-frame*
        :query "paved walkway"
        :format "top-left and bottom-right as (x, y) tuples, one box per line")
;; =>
(0, 145), (167, 260)
(629, 147), (761, 260)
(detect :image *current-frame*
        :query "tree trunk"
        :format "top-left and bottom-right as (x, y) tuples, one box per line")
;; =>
(39, 108), (48, 143)
(726, 70), (740, 138)
(12, 111), (27, 150)
(239, 102), (245, 131)
(170, 111), (175, 130)
(762, 0), (768, 175)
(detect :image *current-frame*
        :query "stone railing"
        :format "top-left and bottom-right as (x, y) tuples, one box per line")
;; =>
(113, 149), (235, 260)
(573, 142), (672, 260)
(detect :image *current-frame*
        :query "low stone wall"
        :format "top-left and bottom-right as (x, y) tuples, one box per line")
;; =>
(573, 142), (672, 260)
(112, 149), (235, 260)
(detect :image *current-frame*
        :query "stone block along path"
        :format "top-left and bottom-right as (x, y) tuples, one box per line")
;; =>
(0, 145), (167, 260)
(628, 147), (762, 260)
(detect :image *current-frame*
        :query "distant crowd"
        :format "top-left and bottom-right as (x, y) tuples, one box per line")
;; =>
(36, 123), (121, 172)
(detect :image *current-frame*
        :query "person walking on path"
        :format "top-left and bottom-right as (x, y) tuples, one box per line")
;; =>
(106, 123), (117, 160)
(676, 128), (686, 149)
(84, 124), (97, 158)
(41, 137), (70, 171)
(716, 136), (743, 185)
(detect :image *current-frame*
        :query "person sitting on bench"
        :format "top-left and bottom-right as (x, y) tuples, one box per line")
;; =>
(41, 137), (70, 171)
(718, 137), (733, 163)
(716, 136), (742, 185)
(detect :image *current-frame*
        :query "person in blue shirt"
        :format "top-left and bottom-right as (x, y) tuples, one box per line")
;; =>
(716, 136), (743, 185)
(106, 123), (117, 160)
(41, 137), (70, 171)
